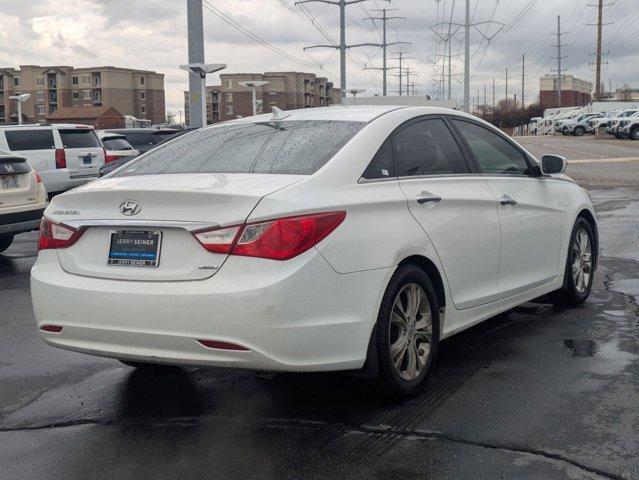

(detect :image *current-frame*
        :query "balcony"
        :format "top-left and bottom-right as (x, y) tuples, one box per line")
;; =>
(49, 93), (58, 104)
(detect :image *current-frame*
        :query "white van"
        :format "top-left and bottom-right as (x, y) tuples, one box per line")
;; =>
(0, 124), (105, 195)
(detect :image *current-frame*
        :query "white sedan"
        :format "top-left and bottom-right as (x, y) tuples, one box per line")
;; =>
(31, 106), (598, 397)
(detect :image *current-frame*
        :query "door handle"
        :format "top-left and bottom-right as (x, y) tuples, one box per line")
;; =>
(416, 192), (442, 204)
(499, 194), (517, 206)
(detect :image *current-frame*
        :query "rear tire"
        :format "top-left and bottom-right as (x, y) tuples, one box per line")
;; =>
(614, 133), (625, 139)
(573, 126), (585, 136)
(549, 217), (595, 306)
(374, 264), (440, 399)
(0, 235), (14, 254)
(630, 127), (639, 141)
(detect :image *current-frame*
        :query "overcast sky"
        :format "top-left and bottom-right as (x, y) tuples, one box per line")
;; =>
(1, 0), (637, 116)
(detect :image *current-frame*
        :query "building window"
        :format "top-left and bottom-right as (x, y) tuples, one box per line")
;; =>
(140, 76), (145, 86)
(72, 76), (78, 85)
(83, 90), (91, 100)
(36, 76), (45, 87)
(36, 91), (45, 102)
(37, 105), (45, 116)
(13, 77), (20, 87)
(225, 79), (232, 89)
(269, 89), (277, 95)
(82, 74), (91, 85)
(226, 105), (234, 115)
(94, 91), (101, 102)
(94, 76), (100, 87)
(72, 91), (79, 100)
(225, 92), (233, 102)
(141, 105), (147, 114)
(140, 91), (146, 100)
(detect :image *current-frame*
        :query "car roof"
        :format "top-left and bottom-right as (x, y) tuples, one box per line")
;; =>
(217, 105), (474, 125)
(0, 123), (94, 130)
(105, 128), (178, 134)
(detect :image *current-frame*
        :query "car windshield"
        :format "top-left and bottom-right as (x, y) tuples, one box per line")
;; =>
(114, 120), (365, 177)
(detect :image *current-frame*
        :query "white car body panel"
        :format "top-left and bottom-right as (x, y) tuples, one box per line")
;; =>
(30, 106), (598, 371)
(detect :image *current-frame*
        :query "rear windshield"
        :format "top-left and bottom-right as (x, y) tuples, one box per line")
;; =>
(59, 129), (100, 148)
(114, 120), (365, 177)
(103, 138), (133, 151)
(124, 132), (158, 146)
(5, 130), (55, 151)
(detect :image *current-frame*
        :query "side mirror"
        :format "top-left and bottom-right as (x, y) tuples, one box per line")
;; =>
(541, 154), (566, 175)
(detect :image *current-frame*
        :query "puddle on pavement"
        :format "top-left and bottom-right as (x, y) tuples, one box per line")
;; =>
(563, 339), (600, 357)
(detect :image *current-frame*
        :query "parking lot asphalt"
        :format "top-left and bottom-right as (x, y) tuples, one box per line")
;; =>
(1, 137), (639, 480)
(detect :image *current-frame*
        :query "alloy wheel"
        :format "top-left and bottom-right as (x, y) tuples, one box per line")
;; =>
(572, 228), (592, 294)
(389, 283), (433, 381)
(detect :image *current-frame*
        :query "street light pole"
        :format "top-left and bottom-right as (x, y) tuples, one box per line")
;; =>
(9, 94), (31, 125)
(239, 81), (270, 116)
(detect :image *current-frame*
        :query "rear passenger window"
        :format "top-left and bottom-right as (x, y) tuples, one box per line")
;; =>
(393, 118), (469, 177)
(452, 120), (531, 175)
(362, 138), (394, 179)
(59, 129), (101, 148)
(5, 130), (55, 151)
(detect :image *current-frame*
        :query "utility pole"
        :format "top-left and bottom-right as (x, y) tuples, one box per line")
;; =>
(551, 15), (567, 108)
(595, 0), (604, 100)
(362, 9), (409, 96)
(464, 0), (470, 112)
(492, 77), (495, 109)
(299, 0), (389, 101)
(521, 53), (525, 109)
(484, 83), (487, 107)
(505, 68), (508, 104)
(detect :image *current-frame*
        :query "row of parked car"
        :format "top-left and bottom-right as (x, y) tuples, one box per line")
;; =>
(529, 108), (639, 139)
(0, 124), (182, 253)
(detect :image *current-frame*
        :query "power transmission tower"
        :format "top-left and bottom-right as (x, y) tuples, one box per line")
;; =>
(388, 52), (414, 96)
(431, 0), (504, 111)
(298, 0), (389, 100)
(505, 68), (508, 104)
(405, 68), (419, 96)
(492, 77), (495, 109)
(551, 15), (567, 108)
(587, 0), (613, 100)
(362, 9), (409, 96)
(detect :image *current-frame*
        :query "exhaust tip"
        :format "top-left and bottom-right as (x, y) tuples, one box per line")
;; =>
(197, 339), (249, 351)
(40, 325), (63, 333)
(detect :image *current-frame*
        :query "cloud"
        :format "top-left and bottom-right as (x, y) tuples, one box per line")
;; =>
(0, 0), (636, 115)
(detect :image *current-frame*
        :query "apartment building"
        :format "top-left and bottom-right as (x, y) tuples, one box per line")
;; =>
(184, 71), (340, 125)
(0, 65), (165, 124)
(539, 74), (593, 109)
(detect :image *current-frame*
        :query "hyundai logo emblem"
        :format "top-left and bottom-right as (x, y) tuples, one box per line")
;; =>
(119, 200), (141, 216)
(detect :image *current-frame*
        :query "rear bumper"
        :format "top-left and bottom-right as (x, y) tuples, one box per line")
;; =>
(31, 249), (392, 371)
(39, 169), (97, 194)
(0, 206), (46, 235)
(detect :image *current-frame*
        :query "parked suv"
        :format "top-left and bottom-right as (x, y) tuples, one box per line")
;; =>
(560, 113), (602, 136)
(617, 112), (639, 140)
(102, 128), (178, 155)
(608, 111), (639, 138)
(0, 124), (105, 195)
(0, 152), (48, 253)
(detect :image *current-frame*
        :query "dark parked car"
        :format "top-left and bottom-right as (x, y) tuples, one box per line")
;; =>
(98, 128), (196, 177)
(103, 128), (179, 154)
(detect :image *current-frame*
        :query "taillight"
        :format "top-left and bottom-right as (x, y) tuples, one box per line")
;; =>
(55, 149), (66, 169)
(192, 211), (346, 261)
(34, 171), (42, 183)
(38, 217), (84, 251)
(102, 147), (118, 164)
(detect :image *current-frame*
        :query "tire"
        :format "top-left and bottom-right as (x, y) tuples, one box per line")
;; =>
(0, 235), (14, 254)
(614, 133), (625, 139)
(374, 264), (440, 398)
(549, 217), (595, 306)
(630, 127), (639, 141)
(573, 126), (585, 136)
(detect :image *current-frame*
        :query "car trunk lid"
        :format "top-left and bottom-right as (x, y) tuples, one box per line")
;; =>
(49, 173), (303, 281)
(0, 157), (38, 208)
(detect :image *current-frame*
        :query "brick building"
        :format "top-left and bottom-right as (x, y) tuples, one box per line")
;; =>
(0, 65), (165, 125)
(46, 106), (125, 129)
(539, 74), (593, 109)
(184, 71), (340, 125)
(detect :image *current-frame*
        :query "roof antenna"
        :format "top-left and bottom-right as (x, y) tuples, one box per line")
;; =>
(271, 107), (291, 122)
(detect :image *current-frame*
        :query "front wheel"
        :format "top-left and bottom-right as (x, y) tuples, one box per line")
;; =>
(374, 265), (440, 398)
(0, 235), (14, 254)
(573, 126), (585, 136)
(549, 218), (595, 305)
